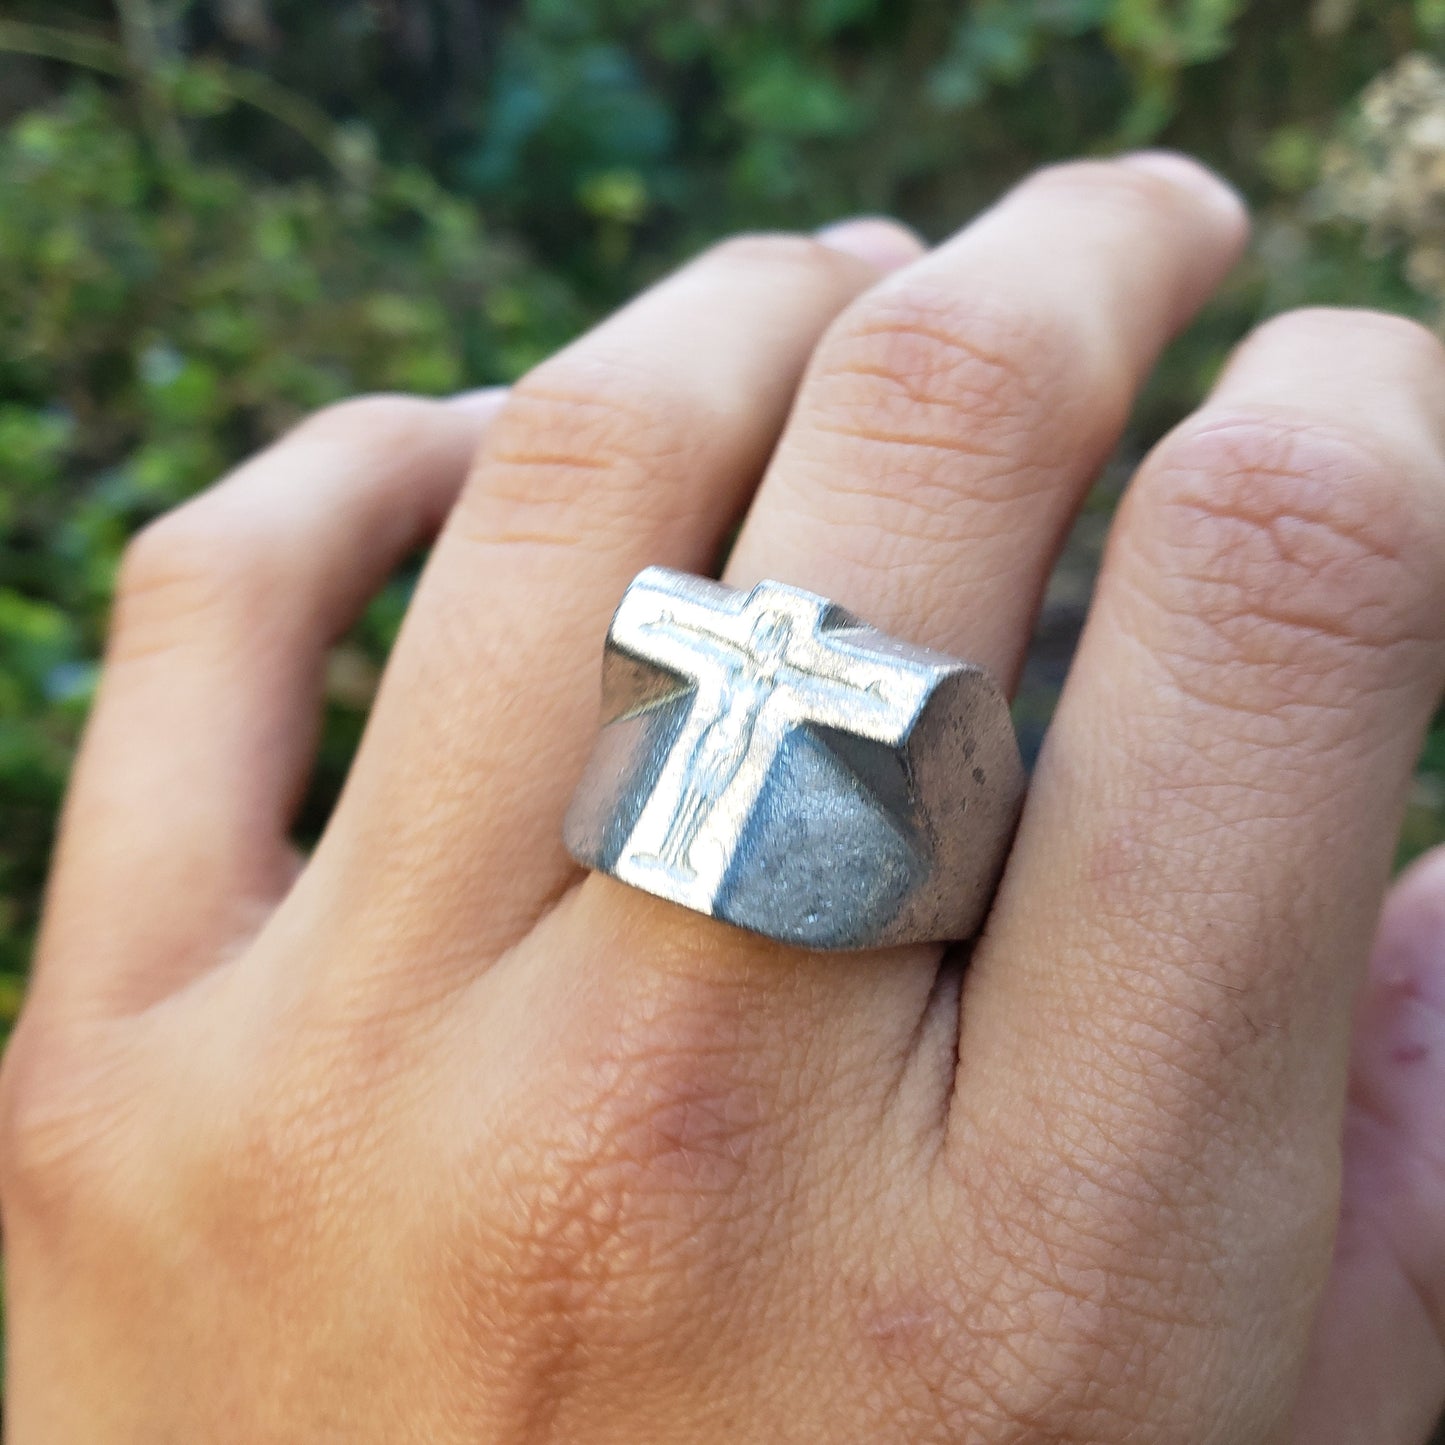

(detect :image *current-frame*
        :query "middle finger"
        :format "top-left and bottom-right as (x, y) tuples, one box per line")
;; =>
(564, 155), (1247, 1104)
(728, 152), (1248, 681)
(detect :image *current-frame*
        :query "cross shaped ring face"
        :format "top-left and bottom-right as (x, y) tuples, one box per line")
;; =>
(564, 567), (1026, 950)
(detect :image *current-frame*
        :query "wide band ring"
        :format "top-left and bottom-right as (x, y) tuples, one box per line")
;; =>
(564, 567), (1027, 950)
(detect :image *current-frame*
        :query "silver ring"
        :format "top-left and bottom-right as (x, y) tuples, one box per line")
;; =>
(564, 567), (1026, 950)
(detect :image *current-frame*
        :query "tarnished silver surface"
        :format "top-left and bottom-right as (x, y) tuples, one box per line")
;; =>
(564, 567), (1026, 950)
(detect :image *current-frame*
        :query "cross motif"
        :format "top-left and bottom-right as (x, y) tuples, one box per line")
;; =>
(608, 568), (940, 909)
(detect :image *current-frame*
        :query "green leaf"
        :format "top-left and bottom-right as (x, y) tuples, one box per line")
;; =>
(734, 53), (861, 138)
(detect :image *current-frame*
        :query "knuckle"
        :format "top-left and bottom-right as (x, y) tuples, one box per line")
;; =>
(462, 980), (770, 1346)
(817, 280), (1069, 443)
(115, 506), (215, 601)
(467, 355), (711, 550)
(500, 357), (681, 471)
(803, 279), (1125, 527)
(789, 281), (1120, 599)
(1126, 406), (1445, 702)
(111, 503), (273, 660)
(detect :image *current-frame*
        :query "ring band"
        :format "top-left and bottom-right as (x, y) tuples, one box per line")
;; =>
(564, 567), (1026, 949)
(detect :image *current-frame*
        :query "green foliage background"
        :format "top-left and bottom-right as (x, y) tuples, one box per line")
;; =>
(3, 0), (1445, 1022)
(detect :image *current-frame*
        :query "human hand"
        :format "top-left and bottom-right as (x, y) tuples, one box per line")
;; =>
(7, 153), (1445, 1443)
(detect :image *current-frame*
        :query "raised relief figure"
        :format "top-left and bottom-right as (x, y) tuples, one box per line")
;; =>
(640, 609), (795, 877)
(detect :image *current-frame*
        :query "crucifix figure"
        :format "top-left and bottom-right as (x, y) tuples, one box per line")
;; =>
(641, 607), (798, 876)
(607, 571), (931, 895)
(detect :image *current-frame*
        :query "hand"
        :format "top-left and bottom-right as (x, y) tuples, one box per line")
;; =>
(7, 153), (1445, 1444)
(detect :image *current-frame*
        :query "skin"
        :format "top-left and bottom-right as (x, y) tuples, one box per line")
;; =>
(6, 151), (1445, 1442)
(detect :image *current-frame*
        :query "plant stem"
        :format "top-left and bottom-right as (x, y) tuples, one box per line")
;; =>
(0, 18), (339, 166)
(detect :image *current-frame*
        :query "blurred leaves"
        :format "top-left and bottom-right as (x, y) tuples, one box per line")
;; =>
(1319, 54), (1445, 303)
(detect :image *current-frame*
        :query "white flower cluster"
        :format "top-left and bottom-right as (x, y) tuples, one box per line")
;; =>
(1320, 53), (1445, 302)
